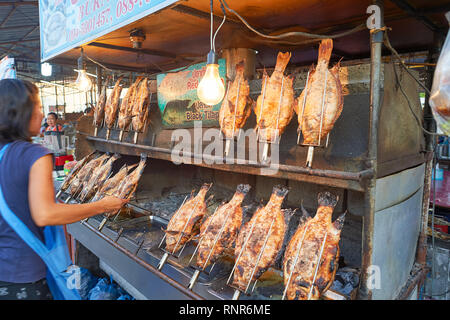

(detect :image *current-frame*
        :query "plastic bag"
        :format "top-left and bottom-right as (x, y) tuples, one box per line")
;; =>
(66, 266), (98, 300)
(429, 12), (450, 135)
(88, 277), (120, 300)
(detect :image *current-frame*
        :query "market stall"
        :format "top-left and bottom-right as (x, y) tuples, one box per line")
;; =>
(41, 0), (449, 300)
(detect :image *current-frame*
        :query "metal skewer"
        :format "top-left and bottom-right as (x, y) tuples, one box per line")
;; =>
(307, 231), (328, 300)
(282, 224), (310, 300)
(297, 71), (310, 145)
(306, 70), (328, 168)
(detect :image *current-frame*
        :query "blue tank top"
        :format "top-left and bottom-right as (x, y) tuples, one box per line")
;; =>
(0, 140), (52, 283)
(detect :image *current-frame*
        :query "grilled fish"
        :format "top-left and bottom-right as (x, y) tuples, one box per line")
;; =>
(283, 192), (345, 300)
(254, 52), (295, 143)
(118, 77), (143, 130)
(59, 152), (96, 193)
(79, 153), (120, 202)
(219, 62), (252, 139)
(131, 78), (150, 132)
(69, 153), (109, 197)
(91, 163), (138, 202)
(165, 183), (212, 254)
(93, 77), (110, 127)
(295, 39), (343, 145)
(196, 184), (250, 270)
(113, 156), (147, 200)
(104, 76), (124, 129)
(232, 185), (289, 291)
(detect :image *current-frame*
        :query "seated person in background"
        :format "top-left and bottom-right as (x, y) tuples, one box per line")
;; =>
(45, 112), (63, 133)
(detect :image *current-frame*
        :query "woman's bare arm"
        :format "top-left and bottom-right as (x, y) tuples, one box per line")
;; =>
(28, 154), (127, 227)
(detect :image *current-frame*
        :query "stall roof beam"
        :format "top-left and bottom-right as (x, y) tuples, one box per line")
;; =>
(0, 24), (39, 32)
(0, 5), (17, 27)
(0, 1), (38, 6)
(389, 0), (445, 35)
(171, 4), (242, 29)
(87, 42), (178, 59)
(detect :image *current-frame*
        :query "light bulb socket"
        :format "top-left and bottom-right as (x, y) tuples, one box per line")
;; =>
(206, 50), (218, 65)
(77, 48), (86, 71)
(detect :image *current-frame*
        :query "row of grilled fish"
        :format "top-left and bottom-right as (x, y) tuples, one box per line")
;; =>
(219, 38), (343, 146)
(59, 152), (147, 213)
(164, 183), (345, 300)
(93, 76), (151, 133)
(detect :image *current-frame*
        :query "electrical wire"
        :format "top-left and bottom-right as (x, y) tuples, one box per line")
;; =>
(218, 0), (366, 40)
(392, 63), (442, 137)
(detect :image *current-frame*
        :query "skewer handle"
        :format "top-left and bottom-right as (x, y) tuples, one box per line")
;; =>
(306, 146), (314, 168)
(262, 143), (269, 162)
(118, 130), (124, 142)
(158, 252), (169, 271)
(98, 217), (108, 231)
(232, 290), (241, 300)
(188, 270), (201, 290)
(94, 126), (98, 137)
(225, 139), (231, 157)
(64, 196), (72, 204)
(56, 190), (62, 199)
(133, 131), (139, 144)
(106, 129), (111, 140)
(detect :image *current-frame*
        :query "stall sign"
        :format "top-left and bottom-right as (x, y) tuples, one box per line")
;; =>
(157, 59), (227, 128)
(0, 56), (16, 80)
(39, 0), (179, 61)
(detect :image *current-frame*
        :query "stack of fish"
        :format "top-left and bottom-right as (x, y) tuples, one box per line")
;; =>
(118, 77), (143, 131)
(58, 152), (95, 195)
(91, 163), (138, 202)
(69, 153), (109, 198)
(78, 153), (120, 202)
(196, 184), (250, 270)
(131, 78), (151, 133)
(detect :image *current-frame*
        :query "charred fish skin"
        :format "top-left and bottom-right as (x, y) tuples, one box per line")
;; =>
(118, 77), (143, 130)
(254, 52), (295, 143)
(94, 77), (110, 127)
(131, 78), (150, 133)
(196, 184), (251, 269)
(296, 39), (344, 145)
(60, 152), (96, 192)
(232, 185), (289, 292)
(165, 183), (212, 254)
(69, 153), (109, 197)
(219, 61), (251, 139)
(283, 192), (345, 300)
(104, 76), (124, 129)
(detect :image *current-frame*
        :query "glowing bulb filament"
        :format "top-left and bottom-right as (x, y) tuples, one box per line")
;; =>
(197, 64), (225, 106)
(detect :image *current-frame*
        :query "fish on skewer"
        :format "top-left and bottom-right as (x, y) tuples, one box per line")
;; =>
(78, 153), (120, 202)
(254, 52), (295, 143)
(165, 183), (212, 254)
(104, 76), (124, 129)
(283, 192), (345, 300)
(219, 62), (252, 140)
(93, 76), (110, 127)
(232, 185), (289, 292)
(113, 156), (147, 200)
(196, 184), (250, 270)
(91, 163), (138, 202)
(68, 153), (110, 197)
(58, 152), (96, 194)
(131, 78), (151, 133)
(118, 76), (143, 131)
(295, 39), (344, 146)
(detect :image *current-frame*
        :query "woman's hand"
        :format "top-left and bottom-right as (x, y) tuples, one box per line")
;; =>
(97, 196), (129, 213)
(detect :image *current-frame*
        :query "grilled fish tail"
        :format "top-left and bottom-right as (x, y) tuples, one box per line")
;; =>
(273, 184), (289, 197)
(318, 39), (333, 65)
(317, 191), (338, 208)
(236, 183), (251, 195)
(274, 52), (291, 73)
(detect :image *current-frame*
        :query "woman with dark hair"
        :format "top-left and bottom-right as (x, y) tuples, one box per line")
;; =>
(0, 79), (127, 299)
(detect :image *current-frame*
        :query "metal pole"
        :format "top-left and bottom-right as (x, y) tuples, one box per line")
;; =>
(358, 0), (384, 300)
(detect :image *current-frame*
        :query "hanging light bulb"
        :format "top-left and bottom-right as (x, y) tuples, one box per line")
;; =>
(41, 63), (52, 77)
(197, 0), (226, 106)
(197, 50), (225, 105)
(75, 48), (92, 92)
